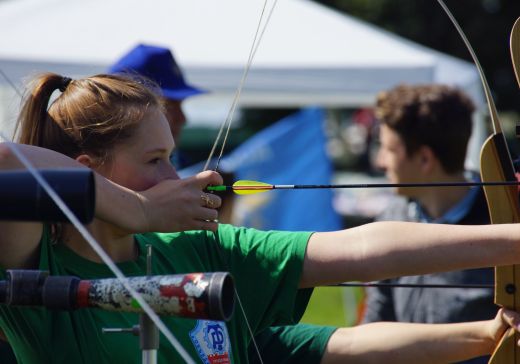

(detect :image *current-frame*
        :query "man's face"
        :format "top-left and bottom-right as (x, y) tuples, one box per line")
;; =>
(164, 99), (187, 143)
(376, 124), (423, 197)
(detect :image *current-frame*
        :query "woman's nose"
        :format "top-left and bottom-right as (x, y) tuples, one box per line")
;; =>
(162, 163), (180, 181)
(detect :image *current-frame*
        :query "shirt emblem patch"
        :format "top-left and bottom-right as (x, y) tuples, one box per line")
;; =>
(189, 320), (232, 364)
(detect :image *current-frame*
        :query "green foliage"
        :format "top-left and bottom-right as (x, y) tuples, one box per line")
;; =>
(315, 0), (520, 112)
(301, 287), (364, 327)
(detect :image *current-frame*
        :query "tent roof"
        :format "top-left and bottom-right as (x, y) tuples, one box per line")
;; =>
(0, 0), (482, 107)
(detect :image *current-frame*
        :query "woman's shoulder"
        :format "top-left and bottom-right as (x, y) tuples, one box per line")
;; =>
(136, 224), (311, 252)
(137, 224), (246, 242)
(137, 229), (214, 245)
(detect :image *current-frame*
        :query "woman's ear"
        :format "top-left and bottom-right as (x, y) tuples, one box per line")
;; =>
(75, 154), (96, 168)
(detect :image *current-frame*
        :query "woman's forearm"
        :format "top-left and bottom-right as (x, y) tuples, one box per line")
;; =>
(323, 320), (496, 364)
(303, 221), (520, 286)
(0, 142), (148, 231)
(0, 142), (221, 233)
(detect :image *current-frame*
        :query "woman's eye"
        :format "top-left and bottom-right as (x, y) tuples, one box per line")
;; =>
(149, 158), (161, 164)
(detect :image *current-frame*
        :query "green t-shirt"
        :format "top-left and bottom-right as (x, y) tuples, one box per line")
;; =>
(249, 324), (336, 364)
(0, 224), (312, 364)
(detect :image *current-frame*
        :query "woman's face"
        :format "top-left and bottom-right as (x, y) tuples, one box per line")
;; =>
(95, 107), (179, 192)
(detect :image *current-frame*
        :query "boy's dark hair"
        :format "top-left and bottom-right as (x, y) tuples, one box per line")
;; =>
(375, 84), (475, 173)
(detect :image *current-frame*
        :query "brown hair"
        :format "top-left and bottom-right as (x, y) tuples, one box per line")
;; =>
(375, 84), (475, 173)
(16, 73), (163, 163)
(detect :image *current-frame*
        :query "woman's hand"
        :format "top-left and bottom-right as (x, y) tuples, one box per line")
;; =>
(487, 308), (520, 351)
(137, 170), (223, 232)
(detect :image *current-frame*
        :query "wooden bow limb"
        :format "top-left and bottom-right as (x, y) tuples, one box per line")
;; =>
(484, 15), (520, 364)
(481, 122), (520, 363)
(510, 17), (520, 88)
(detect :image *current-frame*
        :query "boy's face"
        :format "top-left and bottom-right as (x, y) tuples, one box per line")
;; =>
(376, 124), (424, 197)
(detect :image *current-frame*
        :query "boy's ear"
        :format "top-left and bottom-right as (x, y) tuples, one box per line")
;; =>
(417, 145), (437, 173)
(75, 154), (96, 168)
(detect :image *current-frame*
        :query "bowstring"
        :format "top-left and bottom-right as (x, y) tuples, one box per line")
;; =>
(202, 2), (279, 363)
(203, 0), (278, 172)
(0, 137), (195, 362)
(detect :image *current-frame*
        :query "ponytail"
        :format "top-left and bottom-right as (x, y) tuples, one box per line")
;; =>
(16, 73), (78, 153)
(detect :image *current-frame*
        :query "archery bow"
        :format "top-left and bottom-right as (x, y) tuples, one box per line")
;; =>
(486, 14), (520, 363)
(437, 1), (520, 362)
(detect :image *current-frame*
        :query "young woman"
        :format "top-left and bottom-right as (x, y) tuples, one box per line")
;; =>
(1, 73), (520, 364)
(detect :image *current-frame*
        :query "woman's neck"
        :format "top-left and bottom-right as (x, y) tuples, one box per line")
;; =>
(61, 219), (137, 263)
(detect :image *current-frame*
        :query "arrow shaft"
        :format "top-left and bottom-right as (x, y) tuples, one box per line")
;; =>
(289, 181), (520, 189)
(208, 180), (520, 193)
(328, 282), (493, 289)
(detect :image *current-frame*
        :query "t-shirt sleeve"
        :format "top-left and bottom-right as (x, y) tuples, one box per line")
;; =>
(215, 224), (313, 332)
(248, 324), (336, 364)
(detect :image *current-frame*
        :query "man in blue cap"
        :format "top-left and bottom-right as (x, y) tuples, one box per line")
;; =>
(109, 44), (206, 144)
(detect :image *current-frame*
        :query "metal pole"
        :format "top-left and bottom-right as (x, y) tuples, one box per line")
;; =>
(141, 245), (159, 364)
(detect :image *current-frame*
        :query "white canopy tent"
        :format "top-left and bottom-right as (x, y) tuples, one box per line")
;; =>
(0, 0), (486, 165)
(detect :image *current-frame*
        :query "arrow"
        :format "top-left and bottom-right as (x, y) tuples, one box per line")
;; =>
(329, 282), (493, 289)
(206, 179), (520, 195)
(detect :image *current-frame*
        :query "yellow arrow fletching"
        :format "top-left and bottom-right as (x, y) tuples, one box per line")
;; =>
(232, 180), (273, 195)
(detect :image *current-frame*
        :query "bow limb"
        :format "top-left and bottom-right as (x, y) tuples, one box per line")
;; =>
(480, 99), (520, 364)
(510, 17), (520, 89)
(479, 16), (520, 364)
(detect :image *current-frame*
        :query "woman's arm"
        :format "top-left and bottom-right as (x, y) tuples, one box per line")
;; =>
(301, 221), (520, 287)
(0, 142), (222, 268)
(95, 171), (222, 233)
(322, 308), (516, 364)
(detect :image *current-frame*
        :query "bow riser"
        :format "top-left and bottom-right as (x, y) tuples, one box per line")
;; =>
(480, 133), (520, 363)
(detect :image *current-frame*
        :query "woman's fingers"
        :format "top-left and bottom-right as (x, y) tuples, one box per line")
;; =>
(137, 172), (223, 232)
(195, 219), (219, 232)
(195, 170), (224, 190)
(502, 308), (520, 333)
(195, 205), (219, 222)
(199, 192), (222, 209)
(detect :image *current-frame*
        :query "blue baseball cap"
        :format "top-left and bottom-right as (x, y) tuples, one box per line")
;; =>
(108, 44), (207, 101)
